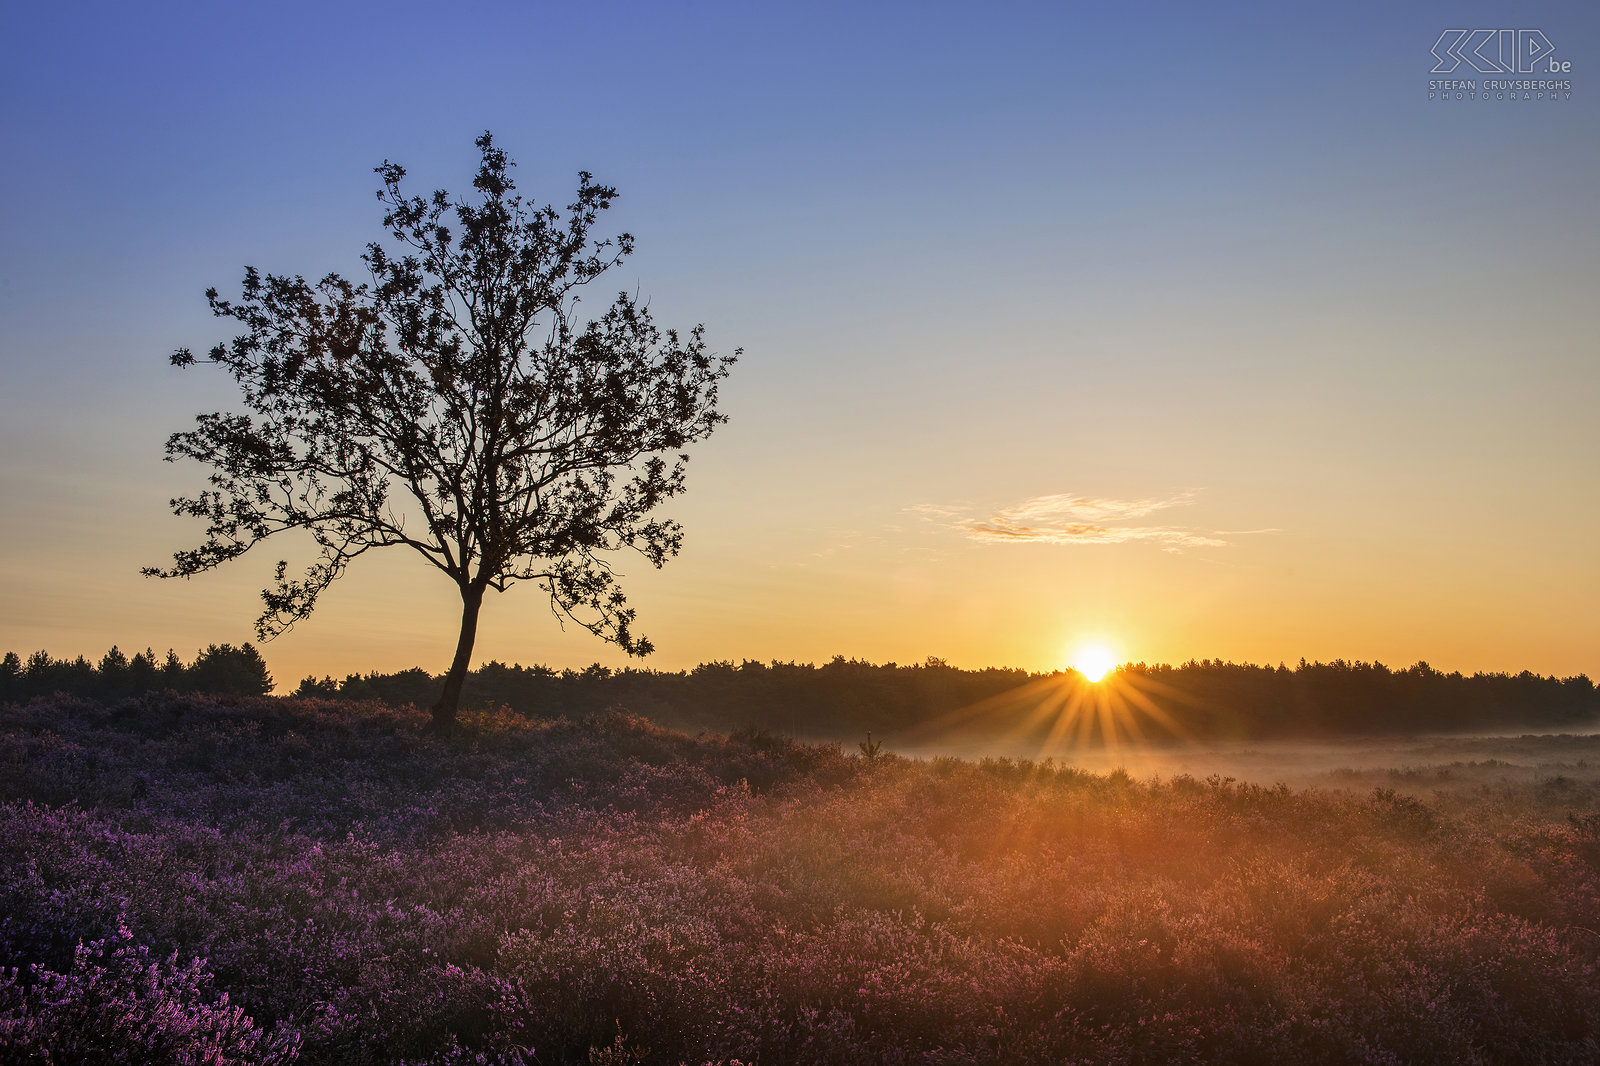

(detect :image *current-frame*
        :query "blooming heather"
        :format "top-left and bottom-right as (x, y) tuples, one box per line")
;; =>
(2, 694), (1599, 1063)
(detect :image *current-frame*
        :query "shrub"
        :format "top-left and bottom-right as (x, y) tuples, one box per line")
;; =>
(0, 923), (300, 1064)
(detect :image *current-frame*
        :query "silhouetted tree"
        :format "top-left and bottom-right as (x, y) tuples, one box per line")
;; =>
(126, 648), (158, 694)
(294, 675), (340, 698)
(187, 643), (274, 697)
(148, 133), (736, 727)
(0, 652), (20, 702)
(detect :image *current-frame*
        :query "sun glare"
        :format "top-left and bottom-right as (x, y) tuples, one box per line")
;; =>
(1071, 643), (1119, 683)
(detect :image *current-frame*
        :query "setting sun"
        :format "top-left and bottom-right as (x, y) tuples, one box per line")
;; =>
(1070, 643), (1119, 683)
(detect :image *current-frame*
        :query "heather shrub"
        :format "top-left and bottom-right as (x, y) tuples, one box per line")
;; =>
(3, 693), (1600, 1063)
(0, 923), (299, 1064)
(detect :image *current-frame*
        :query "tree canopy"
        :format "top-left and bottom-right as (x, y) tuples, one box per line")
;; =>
(148, 133), (736, 724)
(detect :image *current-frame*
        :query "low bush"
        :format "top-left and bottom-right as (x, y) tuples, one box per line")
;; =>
(2, 693), (1598, 1063)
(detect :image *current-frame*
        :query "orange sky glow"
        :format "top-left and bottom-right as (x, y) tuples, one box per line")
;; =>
(1, 5), (1596, 689)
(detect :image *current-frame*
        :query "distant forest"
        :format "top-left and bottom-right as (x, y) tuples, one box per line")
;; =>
(0, 645), (272, 702)
(312, 656), (1597, 742)
(3, 648), (1594, 743)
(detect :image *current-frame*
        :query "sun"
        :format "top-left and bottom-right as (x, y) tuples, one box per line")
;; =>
(1070, 642), (1119, 683)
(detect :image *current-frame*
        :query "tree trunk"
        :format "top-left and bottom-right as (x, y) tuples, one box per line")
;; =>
(431, 583), (485, 731)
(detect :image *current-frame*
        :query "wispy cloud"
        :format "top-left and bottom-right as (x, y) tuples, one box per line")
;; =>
(909, 491), (1262, 552)
(903, 503), (972, 521)
(997, 491), (1197, 524)
(964, 520), (1227, 548)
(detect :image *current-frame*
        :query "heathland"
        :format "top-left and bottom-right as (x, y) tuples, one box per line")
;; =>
(4, 688), (1600, 1064)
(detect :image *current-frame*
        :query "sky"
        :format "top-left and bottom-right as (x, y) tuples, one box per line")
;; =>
(1, 1), (1597, 687)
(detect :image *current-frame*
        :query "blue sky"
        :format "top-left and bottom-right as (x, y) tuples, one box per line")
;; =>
(2, 1), (1597, 681)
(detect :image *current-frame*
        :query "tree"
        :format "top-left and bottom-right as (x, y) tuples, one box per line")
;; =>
(187, 643), (275, 698)
(147, 133), (737, 728)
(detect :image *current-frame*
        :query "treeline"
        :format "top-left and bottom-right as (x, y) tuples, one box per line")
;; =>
(0, 645), (273, 703)
(299, 656), (1035, 738)
(308, 655), (1599, 742)
(5, 646), (1595, 741)
(1124, 658), (1599, 739)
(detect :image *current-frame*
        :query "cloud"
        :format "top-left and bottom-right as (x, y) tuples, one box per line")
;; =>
(964, 519), (1228, 548)
(999, 492), (1196, 523)
(909, 491), (1255, 551)
(903, 503), (972, 520)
